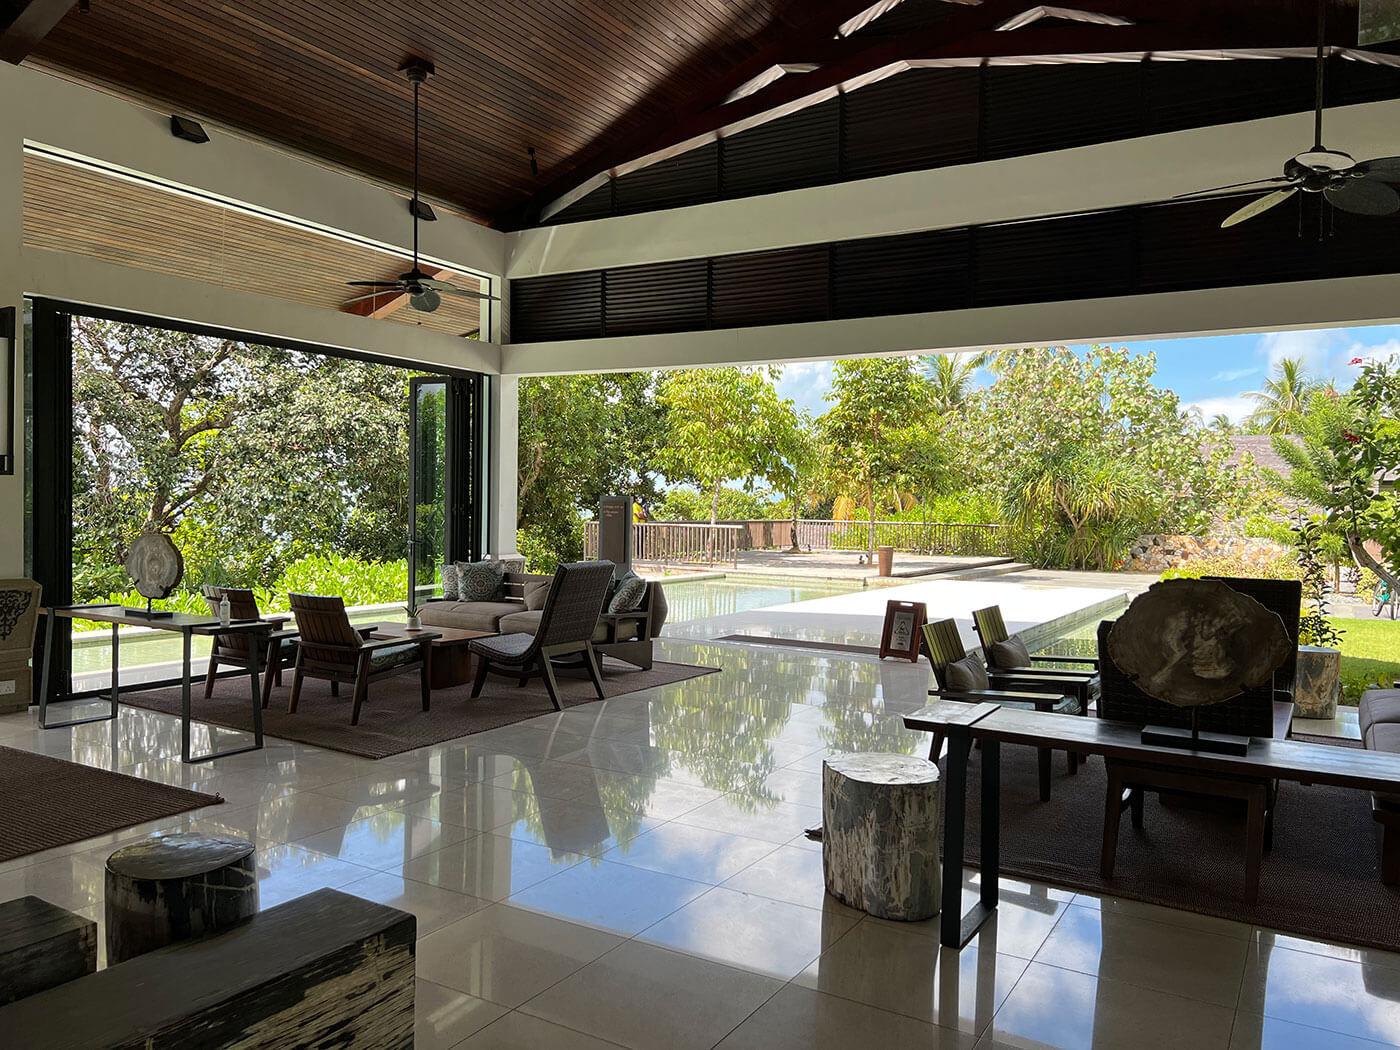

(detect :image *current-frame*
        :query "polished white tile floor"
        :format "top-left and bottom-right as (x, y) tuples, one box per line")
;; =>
(4, 637), (1400, 1049)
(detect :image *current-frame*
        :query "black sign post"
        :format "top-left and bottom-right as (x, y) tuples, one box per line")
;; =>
(598, 496), (634, 578)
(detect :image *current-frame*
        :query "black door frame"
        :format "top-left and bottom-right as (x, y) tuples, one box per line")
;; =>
(26, 298), (489, 701)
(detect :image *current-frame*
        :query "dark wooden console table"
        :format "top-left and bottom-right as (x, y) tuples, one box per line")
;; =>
(38, 604), (274, 763)
(903, 700), (1400, 949)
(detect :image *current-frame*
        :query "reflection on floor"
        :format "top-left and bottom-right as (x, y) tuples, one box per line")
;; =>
(1, 637), (1396, 1049)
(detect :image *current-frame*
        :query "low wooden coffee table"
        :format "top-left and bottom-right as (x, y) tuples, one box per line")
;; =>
(370, 623), (494, 689)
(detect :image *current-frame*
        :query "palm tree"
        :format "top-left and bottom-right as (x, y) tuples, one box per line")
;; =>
(922, 352), (986, 414)
(1209, 413), (1235, 433)
(1246, 357), (1312, 434)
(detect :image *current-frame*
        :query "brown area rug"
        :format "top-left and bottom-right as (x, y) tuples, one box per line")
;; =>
(0, 746), (221, 863)
(954, 741), (1400, 952)
(120, 658), (719, 760)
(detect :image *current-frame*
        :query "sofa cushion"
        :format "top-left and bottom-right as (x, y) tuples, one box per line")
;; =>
(420, 600), (522, 633)
(457, 560), (506, 602)
(441, 564), (459, 601)
(1361, 690), (1400, 737)
(989, 633), (1032, 669)
(609, 574), (647, 614)
(498, 609), (609, 642)
(523, 581), (551, 611)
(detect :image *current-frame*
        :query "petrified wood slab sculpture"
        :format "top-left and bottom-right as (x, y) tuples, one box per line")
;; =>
(0, 896), (96, 1004)
(823, 752), (941, 921)
(105, 833), (257, 964)
(1108, 579), (1292, 707)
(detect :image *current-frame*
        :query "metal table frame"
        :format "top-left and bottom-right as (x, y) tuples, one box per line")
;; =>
(38, 603), (273, 763)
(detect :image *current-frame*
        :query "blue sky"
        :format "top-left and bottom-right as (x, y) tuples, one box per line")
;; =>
(774, 325), (1400, 423)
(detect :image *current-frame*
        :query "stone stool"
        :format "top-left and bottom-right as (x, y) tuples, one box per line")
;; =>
(1294, 645), (1342, 720)
(105, 833), (258, 965)
(822, 752), (941, 921)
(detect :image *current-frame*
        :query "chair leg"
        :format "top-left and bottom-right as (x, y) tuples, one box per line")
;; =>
(1244, 785), (1267, 906)
(1101, 763), (1125, 879)
(331, 680), (339, 698)
(261, 640), (279, 709)
(1382, 823), (1400, 886)
(350, 653), (371, 726)
(539, 657), (565, 712)
(1129, 786), (1145, 828)
(517, 670), (530, 688)
(288, 649), (305, 714)
(582, 643), (605, 700)
(1067, 750), (1079, 775)
(471, 655), (490, 698)
(928, 731), (945, 763)
(420, 650), (432, 713)
(203, 654), (219, 699)
(1037, 747), (1051, 802)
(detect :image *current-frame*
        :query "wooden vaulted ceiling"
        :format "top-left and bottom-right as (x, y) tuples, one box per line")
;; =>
(5, 0), (1384, 230)
(22, 152), (483, 337)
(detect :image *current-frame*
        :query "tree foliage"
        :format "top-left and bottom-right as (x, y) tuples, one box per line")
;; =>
(1246, 356), (1314, 435)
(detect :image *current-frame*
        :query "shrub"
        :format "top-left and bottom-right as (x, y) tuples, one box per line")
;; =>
(518, 520), (583, 575)
(1160, 553), (1301, 582)
(273, 553), (407, 607)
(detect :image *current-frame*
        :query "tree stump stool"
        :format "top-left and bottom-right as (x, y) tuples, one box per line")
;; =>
(822, 753), (941, 921)
(105, 833), (258, 965)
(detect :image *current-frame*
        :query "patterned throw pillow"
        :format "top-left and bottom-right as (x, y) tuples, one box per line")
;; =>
(943, 653), (990, 693)
(457, 560), (506, 603)
(441, 564), (459, 601)
(609, 574), (648, 614)
(989, 633), (1032, 669)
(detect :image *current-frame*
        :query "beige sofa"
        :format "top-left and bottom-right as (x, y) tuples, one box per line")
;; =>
(420, 570), (667, 670)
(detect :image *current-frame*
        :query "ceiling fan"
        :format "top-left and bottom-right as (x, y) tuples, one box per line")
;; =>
(346, 59), (496, 313)
(1176, 0), (1400, 230)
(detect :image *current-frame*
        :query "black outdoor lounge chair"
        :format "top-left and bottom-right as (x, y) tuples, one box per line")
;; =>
(469, 560), (615, 712)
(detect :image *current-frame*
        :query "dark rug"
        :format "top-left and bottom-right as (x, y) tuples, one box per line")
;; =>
(0, 746), (221, 863)
(120, 658), (720, 760)
(955, 741), (1400, 952)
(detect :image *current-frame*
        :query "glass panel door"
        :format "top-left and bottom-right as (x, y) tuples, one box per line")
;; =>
(409, 378), (449, 605)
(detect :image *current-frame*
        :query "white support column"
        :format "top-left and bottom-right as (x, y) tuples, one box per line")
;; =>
(487, 374), (519, 558)
(0, 106), (24, 577)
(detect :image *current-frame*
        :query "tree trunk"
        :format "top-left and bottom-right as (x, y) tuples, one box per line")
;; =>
(1349, 534), (1400, 591)
(867, 490), (877, 565)
(788, 483), (802, 553)
(708, 478), (722, 564)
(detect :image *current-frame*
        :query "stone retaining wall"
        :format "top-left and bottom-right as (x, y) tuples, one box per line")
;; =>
(1120, 534), (1292, 574)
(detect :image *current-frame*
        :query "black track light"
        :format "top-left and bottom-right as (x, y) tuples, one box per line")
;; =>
(170, 115), (209, 144)
(409, 198), (436, 221)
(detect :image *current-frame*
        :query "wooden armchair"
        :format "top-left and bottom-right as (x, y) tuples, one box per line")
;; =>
(923, 618), (1080, 802)
(287, 594), (437, 725)
(971, 604), (1101, 713)
(469, 561), (615, 712)
(201, 586), (297, 708)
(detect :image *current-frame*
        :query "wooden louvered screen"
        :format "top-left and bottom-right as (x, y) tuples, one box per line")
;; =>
(546, 58), (1400, 227)
(511, 193), (1400, 344)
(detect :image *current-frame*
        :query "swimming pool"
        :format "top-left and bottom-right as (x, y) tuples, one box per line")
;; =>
(660, 576), (863, 623)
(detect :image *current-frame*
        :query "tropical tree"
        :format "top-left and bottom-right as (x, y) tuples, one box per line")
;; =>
(656, 367), (786, 561)
(1209, 413), (1236, 433)
(768, 407), (822, 551)
(1246, 357), (1313, 435)
(818, 357), (933, 562)
(921, 352), (985, 414)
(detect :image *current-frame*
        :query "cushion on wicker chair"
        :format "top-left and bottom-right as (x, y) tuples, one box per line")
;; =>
(368, 643), (420, 674)
(944, 654), (990, 692)
(523, 580), (551, 611)
(609, 574), (647, 614)
(469, 632), (535, 664)
(457, 560), (506, 602)
(989, 633), (1032, 668)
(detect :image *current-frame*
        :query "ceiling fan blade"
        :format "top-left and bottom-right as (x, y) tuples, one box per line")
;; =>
(1174, 176), (1293, 200)
(344, 290), (400, 305)
(346, 280), (404, 289)
(1221, 188), (1297, 228)
(1325, 178), (1400, 216)
(435, 286), (501, 302)
(1356, 156), (1400, 181)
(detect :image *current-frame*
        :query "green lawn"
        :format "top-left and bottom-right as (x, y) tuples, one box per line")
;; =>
(1328, 616), (1400, 704)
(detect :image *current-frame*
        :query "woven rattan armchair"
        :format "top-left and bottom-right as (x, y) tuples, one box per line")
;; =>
(201, 586), (298, 708)
(287, 593), (437, 725)
(469, 561), (615, 712)
(923, 618), (1080, 802)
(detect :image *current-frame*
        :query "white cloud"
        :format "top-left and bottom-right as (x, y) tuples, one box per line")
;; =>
(1340, 338), (1400, 369)
(1186, 394), (1254, 423)
(1257, 329), (1338, 372)
(1211, 366), (1259, 383)
(775, 361), (834, 414)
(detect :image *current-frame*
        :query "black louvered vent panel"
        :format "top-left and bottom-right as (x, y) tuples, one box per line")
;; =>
(976, 212), (1135, 307)
(1138, 197), (1333, 293)
(983, 65), (1143, 159)
(1327, 57), (1400, 107)
(1145, 60), (1317, 135)
(510, 271), (604, 342)
(853, 0), (961, 37)
(723, 98), (841, 198)
(832, 229), (973, 319)
(615, 142), (721, 215)
(547, 181), (613, 225)
(713, 246), (830, 328)
(604, 258), (709, 336)
(843, 68), (980, 178)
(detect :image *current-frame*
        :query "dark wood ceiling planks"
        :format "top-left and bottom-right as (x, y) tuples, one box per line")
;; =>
(25, 0), (807, 224)
(22, 152), (482, 337)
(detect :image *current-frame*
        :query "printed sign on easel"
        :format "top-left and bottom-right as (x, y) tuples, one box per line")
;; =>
(879, 600), (927, 662)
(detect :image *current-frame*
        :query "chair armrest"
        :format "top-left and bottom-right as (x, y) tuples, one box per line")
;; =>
(356, 625), (379, 638)
(992, 667), (1096, 683)
(261, 615), (291, 627)
(357, 634), (440, 653)
(1030, 655), (1099, 669)
(929, 686), (1069, 711)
